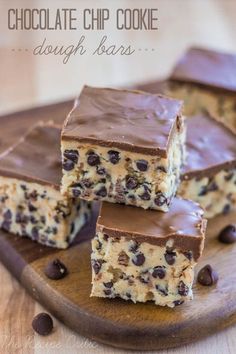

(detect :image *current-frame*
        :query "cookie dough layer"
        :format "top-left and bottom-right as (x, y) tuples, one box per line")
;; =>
(0, 176), (90, 248)
(91, 200), (206, 307)
(61, 86), (185, 211)
(179, 169), (236, 219)
(61, 128), (185, 211)
(167, 82), (236, 133)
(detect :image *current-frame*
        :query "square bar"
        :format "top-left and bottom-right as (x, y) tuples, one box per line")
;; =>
(0, 123), (91, 248)
(91, 199), (206, 307)
(178, 114), (236, 218)
(167, 47), (236, 133)
(61, 86), (185, 211)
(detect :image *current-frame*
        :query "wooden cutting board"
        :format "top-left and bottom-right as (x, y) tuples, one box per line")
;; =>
(0, 97), (236, 351)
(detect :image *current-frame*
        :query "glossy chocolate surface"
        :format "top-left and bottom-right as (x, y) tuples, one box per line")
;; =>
(183, 114), (236, 179)
(62, 86), (183, 157)
(170, 47), (236, 92)
(97, 199), (206, 260)
(0, 123), (62, 188)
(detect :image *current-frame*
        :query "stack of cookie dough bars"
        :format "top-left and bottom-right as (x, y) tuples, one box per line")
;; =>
(0, 123), (91, 248)
(61, 86), (207, 307)
(178, 113), (236, 218)
(167, 47), (236, 133)
(91, 199), (206, 307)
(61, 86), (185, 211)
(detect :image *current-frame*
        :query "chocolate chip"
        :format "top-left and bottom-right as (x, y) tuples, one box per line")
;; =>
(118, 251), (130, 266)
(178, 281), (189, 296)
(103, 234), (109, 241)
(126, 176), (138, 190)
(72, 188), (81, 197)
(154, 192), (167, 207)
(157, 166), (167, 173)
(32, 313), (53, 336)
(3, 210), (12, 220)
(96, 167), (106, 175)
(103, 281), (113, 288)
(223, 204), (230, 214)
(63, 150), (79, 163)
(92, 259), (102, 274)
(198, 186), (207, 196)
(218, 224), (236, 244)
(132, 252), (145, 266)
(225, 172), (234, 181)
(104, 289), (112, 296)
(44, 259), (68, 280)
(156, 285), (168, 296)
(87, 152), (100, 166)
(152, 266), (166, 279)
(164, 250), (176, 265)
(62, 160), (74, 171)
(129, 240), (139, 253)
(96, 186), (107, 197)
(183, 251), (193, 261)
(28, 203), (37, 212)
(139, 191), (151, 200)
(2, 220), (11, 231)
(173, 300), (184, 307)
(108, 150), (120, 164)
(138, 271), (149, 284)
(136, 160), (148, 172)
(197, 264), (218, 286)
(31, 226), (39, 240)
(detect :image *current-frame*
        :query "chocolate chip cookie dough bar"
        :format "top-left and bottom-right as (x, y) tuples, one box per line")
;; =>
(61, 86), (185, 211)
(178, 114), (236, 218)
(0, 123), (91, 248)
(167, 47), (236, 133)
(91, 199), (206, 307)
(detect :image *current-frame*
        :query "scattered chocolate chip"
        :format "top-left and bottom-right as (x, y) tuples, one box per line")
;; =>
(164, 250), (176, 265)
(139, 191), (151, 200)
(129, 240), (139, 253)
(223, 204), (231, 215)
(152, 266), (166, 279)
(103, 234), (109, 241)
(126, 176), (138, 190)
(136, 160), (148, 172)
(3, 210), (12, 220)
(218, 224), (236, 244)
(62, 160), (74, 171)
(31, 226), (39, 240)
(20, 184), (27, 191)
(96, 186), (107, 197)
(138, 271), (149, 284)
(118, 251), (130, 266)
(87, 152), (100, 166)
(157, 166), (167, 173)
(44, 259), (68, 280)
(70, 222), (75, 234)
(104, 289), (112, 296)
(2, 220), (11, 231)
(63, 150), (79, 163)
(28, 203), (37, 212)
(72, 188), (81, 197)
(92, 259), (102, 274)
(32, 313), (53, 336)
(156, 285), (168, 296)
(225, 172), (234, 181)
(207, 181), (218, 192)
(108, 150), (120, 164)
(173, 300), (184, 307)
(154, 192), (167, 207)
(132, 252), (145, 266)
(183, 251), (193, 261)
(103, 281), (113, 288)
(126, 292), (132, 299)
(198, 186), (207, 196)
(178, 281), (189, 296)
(197, 264), (218, 286)
(96, 167), (106, 175)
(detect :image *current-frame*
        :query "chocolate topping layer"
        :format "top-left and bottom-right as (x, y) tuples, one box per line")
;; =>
(182, 114), (236, 179)
(0, 123), (62, 188)
(62, 86), (183, 157)
(170, 47), (236, 92)
(97, 199), (206, 260)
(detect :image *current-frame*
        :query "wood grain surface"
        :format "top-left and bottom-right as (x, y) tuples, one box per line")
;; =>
(1, 0), (236, 353)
